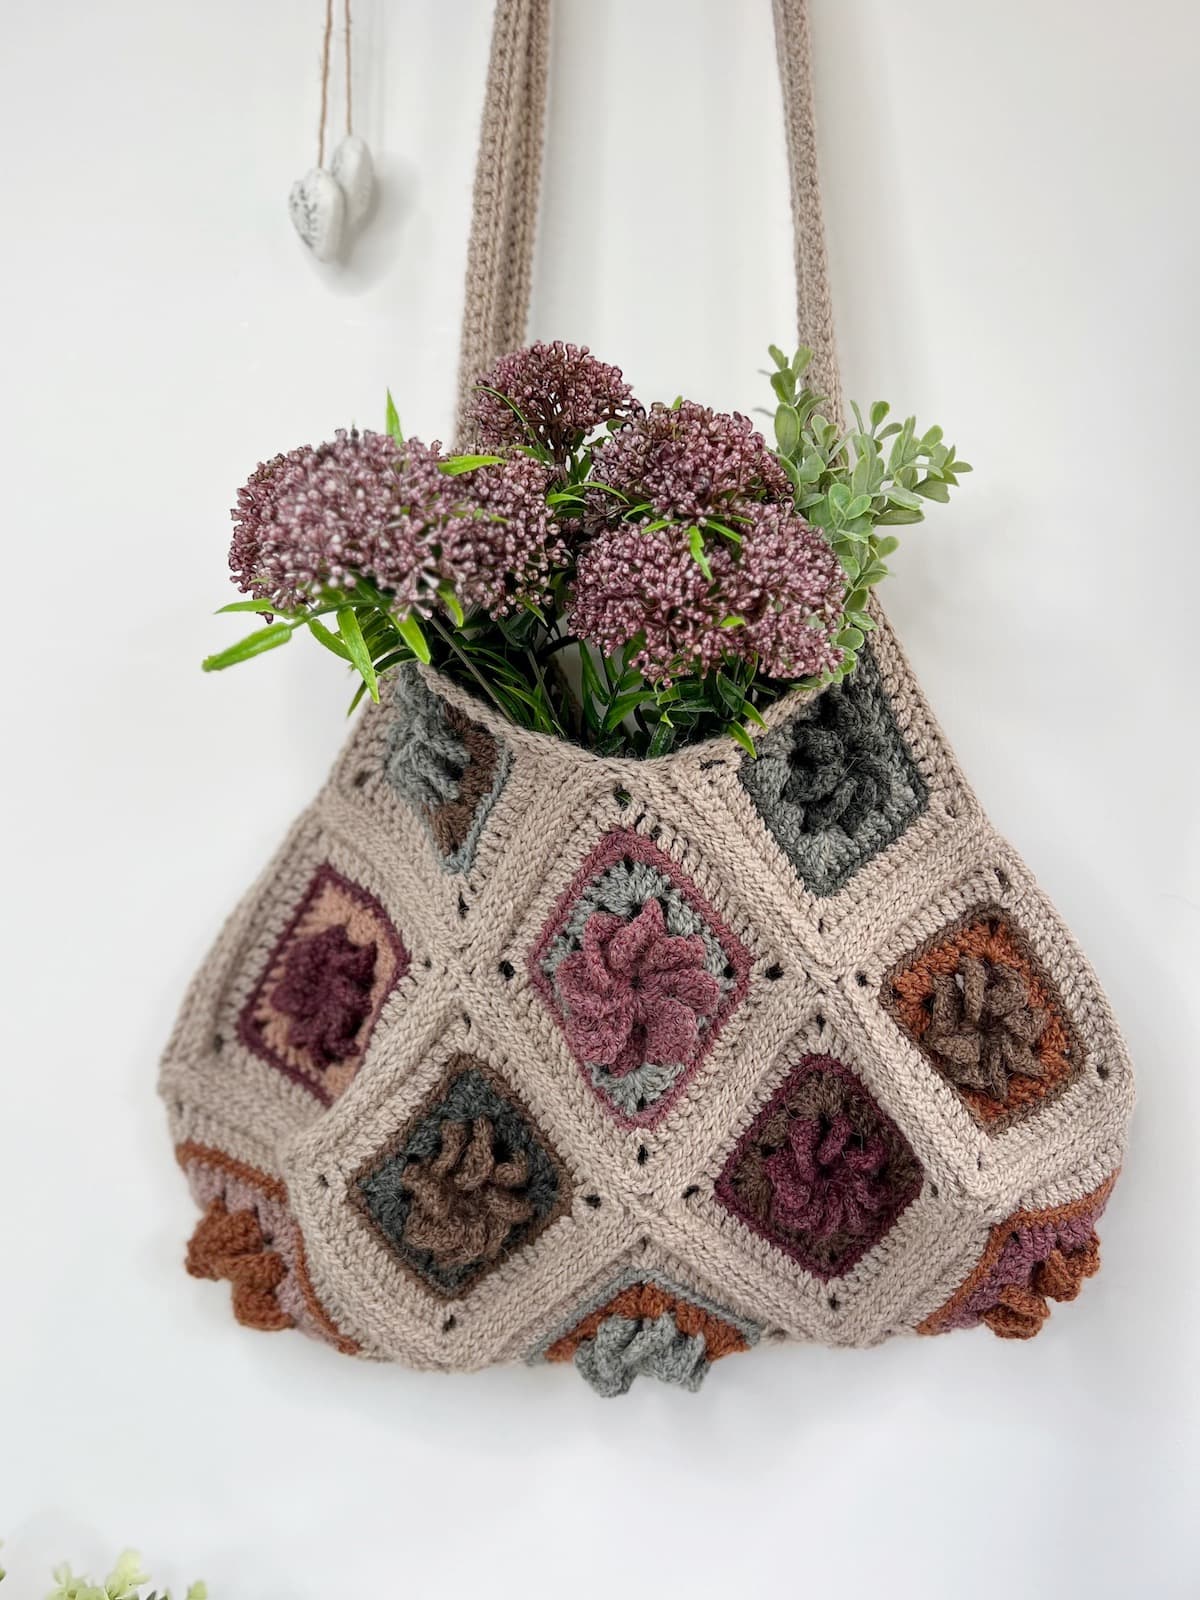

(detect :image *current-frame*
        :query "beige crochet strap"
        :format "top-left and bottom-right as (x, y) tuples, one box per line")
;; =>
(455, 0), (552, 438)
(456, 0), (842, 438)
(771, 0), (843, 420)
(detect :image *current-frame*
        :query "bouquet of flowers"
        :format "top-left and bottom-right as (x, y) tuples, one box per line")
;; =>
(207, 342), (968, 756)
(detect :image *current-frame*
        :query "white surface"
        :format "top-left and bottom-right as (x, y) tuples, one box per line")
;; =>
(1, 2), (1197, 1595)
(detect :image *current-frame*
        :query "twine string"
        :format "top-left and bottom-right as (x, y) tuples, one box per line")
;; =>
(317, 0), (354, 168)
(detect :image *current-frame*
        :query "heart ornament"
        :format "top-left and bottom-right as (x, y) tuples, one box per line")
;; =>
(288, 167), (345, 263)
(330, 135), (375, 229)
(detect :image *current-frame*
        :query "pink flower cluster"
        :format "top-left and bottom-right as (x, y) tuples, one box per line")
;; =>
(591, 400), (792, 519)
(573, 391), (844, 683)
(226, 344), (849, 692)
(569, 503), (844, 684)
(229, 428), (556, 616)
(470, 341), (641, 460)
(440, 453), (564, 613)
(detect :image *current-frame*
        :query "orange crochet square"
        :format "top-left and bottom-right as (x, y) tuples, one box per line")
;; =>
(883, 906), (1080, 1129)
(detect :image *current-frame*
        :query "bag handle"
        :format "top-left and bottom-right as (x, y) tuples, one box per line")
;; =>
(455, 0), (842, 439)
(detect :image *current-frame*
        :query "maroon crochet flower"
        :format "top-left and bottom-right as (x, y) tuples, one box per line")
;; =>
(766, 1112), (889, 1239)
(271, 925), (378, 1063)
(555, 898), (721, 1075)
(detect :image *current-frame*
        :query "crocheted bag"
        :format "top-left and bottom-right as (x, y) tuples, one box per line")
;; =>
(161, 0), (1134, 1392)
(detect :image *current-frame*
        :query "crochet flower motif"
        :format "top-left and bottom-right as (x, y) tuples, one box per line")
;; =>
(765, 1112), (889, 1240)
(401, 1116), (535, 1270)
(782, 682), (897, 834)
(575, 1313), (709, 1398)
(271, 925), (378, 1064)
(186, 1199), (291, 1332)
(981, 1235), (1102, 1339)
(923, 956), (1048, 1101)
(554, 898), (721, 1074)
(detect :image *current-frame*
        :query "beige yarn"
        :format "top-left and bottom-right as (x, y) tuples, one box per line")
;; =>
(160, 0), (1133, 1379)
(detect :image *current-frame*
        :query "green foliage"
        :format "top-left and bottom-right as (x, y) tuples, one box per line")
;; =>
(767, 344), (970, 683)
(0, 1544), (204, 1600)
(203, 355), (967, 755)
(203, 579), (415, 707)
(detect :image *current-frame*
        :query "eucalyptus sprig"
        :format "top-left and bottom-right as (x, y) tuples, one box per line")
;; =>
(767, 344), (970, 682)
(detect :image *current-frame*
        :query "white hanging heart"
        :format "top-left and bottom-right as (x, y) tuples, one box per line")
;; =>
(330, 135), (375, 229)
(288, 167), (345, 262)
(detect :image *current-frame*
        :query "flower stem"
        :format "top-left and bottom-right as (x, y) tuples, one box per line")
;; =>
(426, 612), (512, 721)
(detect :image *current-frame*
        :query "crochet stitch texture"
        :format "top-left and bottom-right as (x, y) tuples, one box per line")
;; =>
(161, 624), (1133, 1393)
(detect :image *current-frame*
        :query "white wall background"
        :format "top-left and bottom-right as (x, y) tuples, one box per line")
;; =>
(2, 1), (1197, 1595)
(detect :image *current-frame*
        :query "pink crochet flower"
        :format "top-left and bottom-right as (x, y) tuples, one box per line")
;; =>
(766, 1112), (889, 1239)
(555, 899), (721, 1076)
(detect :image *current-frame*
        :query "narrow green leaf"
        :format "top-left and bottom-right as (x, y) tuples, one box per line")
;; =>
(201, 623), (293, 672)
(437, 581), (465, 627)
(396, 609), (432, 664)
(715, 671), (744, 717)
(647, 717), (677, 758)
(216, 598), (280, 615)
(372, 647), (417, 674)
(385, 389), (404, 444)
(728, 722), (758, 758)
(307, 617), (352, 660)
(439, 453), (506, 475)
(689, 524), (713, 581)
(603, 690), (650, 733)
(336, 605), (380, 702)
(578, 645), (605, 731)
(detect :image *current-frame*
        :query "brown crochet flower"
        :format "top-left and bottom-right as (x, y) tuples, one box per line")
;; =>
(922, 955), (1047, 1101)
(401, 1116), (536, 1269)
